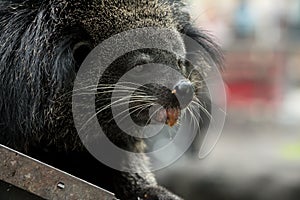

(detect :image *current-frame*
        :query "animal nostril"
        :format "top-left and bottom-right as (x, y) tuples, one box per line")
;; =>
(173, 80), (194, 109)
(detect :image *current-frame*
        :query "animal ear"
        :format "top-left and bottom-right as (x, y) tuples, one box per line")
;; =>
(181, 23), (224, 69)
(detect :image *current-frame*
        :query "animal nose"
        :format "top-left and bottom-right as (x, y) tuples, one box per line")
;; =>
(172, 80), (194, 109)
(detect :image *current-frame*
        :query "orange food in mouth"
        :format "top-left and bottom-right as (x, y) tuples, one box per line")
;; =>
(154, 107), (181, 127)
(165, 108), (180, 127)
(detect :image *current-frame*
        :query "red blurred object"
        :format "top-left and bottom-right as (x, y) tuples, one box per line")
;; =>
(223, 51), (285, 111)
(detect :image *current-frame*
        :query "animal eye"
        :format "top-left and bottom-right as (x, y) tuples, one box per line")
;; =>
(132, 59), (149, 74)
(134, 65), (145, 73)
(177, 59), (185, 69)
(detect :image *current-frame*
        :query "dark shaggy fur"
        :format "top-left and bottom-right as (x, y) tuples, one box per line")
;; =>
(0, 0), (222, 199)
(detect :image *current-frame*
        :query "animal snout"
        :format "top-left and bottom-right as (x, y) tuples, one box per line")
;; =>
(172, 80), (194, 109)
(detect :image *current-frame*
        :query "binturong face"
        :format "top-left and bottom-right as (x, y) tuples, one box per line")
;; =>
(72, 25), (214, 147)
(71, 23), (223, 171)
(69, 1), (224, 161)
(95, 30), (194, 129)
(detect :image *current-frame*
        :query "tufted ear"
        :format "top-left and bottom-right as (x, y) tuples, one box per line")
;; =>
(181, 23), (224, 70)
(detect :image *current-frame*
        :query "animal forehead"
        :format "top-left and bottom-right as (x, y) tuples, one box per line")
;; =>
(139, 30), (186, 57)
(103, 27), (186, 59)
(75, 0), (179, 41)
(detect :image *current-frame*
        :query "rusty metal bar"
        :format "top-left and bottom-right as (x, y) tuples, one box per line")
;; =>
(0, 145), (117, 200)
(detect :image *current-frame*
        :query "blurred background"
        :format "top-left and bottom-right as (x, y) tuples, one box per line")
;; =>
(155, 0), (300, 199)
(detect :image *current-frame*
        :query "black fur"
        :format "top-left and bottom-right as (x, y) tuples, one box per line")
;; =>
(0, 1), (222, 199)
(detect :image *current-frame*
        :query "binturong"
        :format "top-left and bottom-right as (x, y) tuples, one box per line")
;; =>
(0, 0), (222, 199)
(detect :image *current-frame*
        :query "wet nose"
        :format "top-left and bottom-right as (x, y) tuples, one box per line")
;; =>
(172, 80), (194, 109)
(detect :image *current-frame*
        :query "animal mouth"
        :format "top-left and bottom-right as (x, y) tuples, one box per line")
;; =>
(129, 101), (181, 127)
(153, 107), (181, 127)
(128, 82), (191, 128)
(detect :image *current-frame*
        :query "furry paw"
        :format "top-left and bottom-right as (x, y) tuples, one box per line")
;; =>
(137, 186), (183, 200)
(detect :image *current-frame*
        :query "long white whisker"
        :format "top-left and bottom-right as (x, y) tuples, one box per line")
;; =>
(78, 95), (135, 132)
(191, 100), (212, 121)
(112, 103), (155, 124)
(141, 105), (163, 137)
